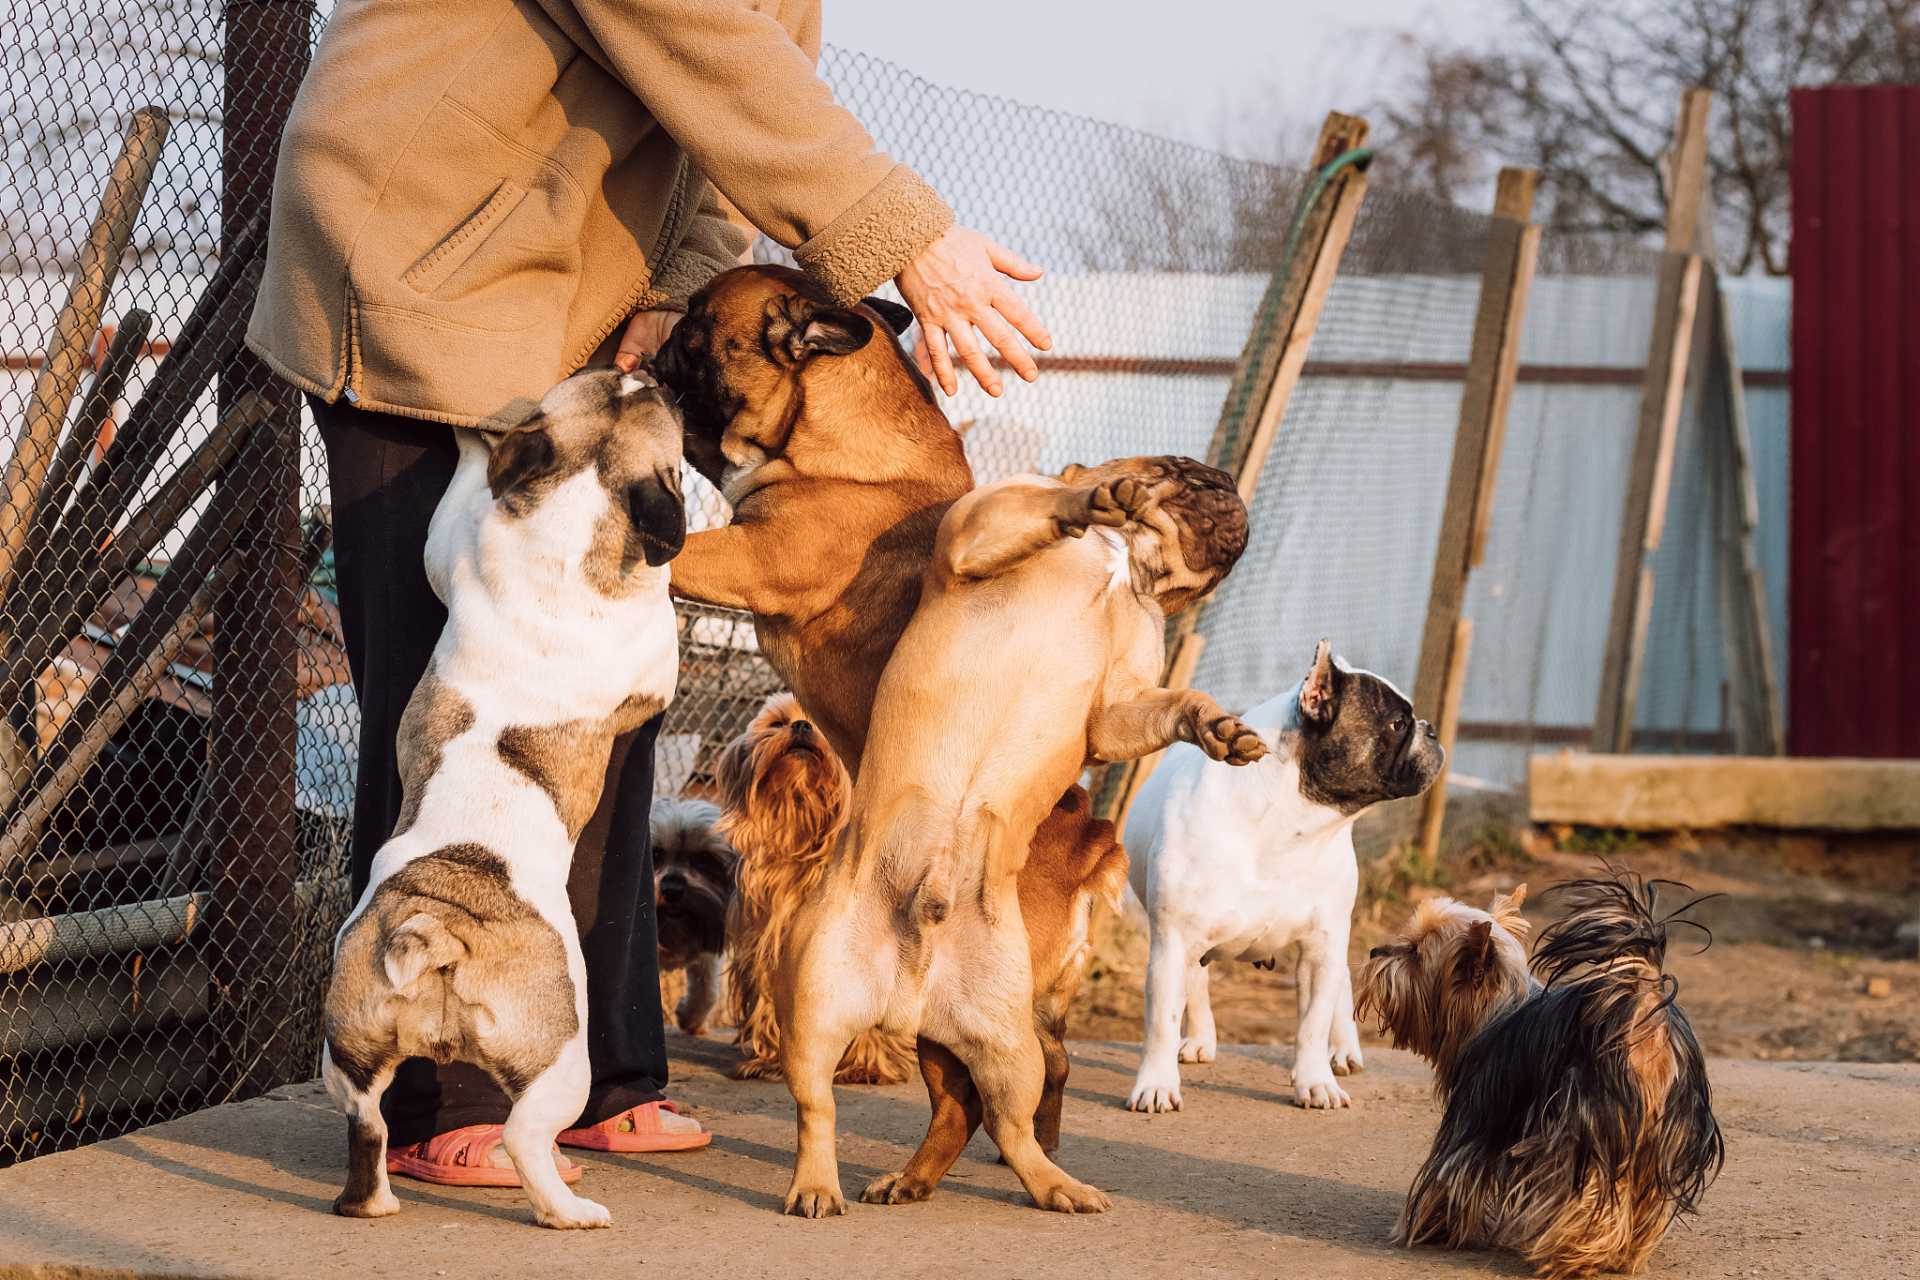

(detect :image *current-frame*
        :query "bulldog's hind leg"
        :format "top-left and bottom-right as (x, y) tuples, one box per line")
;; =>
(498, 1037), (610, 1229)
(323, 1045), (400, 1219)
(928, 951), (1110, 1214)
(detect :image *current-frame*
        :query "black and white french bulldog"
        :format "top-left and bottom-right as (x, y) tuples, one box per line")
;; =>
(1123, 638), (1444, 1112)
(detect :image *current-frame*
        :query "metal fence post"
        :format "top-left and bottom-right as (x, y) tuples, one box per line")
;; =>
(209, 0), (312, 1099)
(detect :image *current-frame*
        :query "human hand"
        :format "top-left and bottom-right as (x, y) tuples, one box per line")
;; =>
(615, 310), (683, 373)
(896, 225), (1051, 397)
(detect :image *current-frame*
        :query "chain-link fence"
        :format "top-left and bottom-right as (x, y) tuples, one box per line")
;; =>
(0, 16), (1786, 1164)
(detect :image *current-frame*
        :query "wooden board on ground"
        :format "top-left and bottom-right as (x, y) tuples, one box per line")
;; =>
(1530, 753), (1920, 830)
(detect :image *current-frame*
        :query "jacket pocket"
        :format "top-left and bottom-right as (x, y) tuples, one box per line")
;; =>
(401, 180), (530, 296)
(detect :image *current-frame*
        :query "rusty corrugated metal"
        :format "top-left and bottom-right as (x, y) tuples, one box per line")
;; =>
(1788, 86), (1920, 758)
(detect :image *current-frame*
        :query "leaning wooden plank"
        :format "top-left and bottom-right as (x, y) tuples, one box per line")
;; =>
(0, 107), (169, 611)
(1529, 753), (1920, 830)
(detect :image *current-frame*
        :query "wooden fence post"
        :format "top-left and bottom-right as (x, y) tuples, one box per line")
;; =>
(1412, 167), (1541, 858)
(1593, 88), (1713, 754)
(1094, 110), (1371, 825)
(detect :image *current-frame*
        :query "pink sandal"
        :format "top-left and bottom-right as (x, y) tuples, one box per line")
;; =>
(385, 1124), (584, 1187)
(558, 1101), (711, 1152)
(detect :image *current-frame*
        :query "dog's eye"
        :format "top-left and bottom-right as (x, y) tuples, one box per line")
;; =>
(1390, 715), (1407, 733)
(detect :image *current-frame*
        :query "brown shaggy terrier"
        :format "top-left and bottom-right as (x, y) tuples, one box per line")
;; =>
(716, 694), (915, 1085)
(1357, 875), (1723, 1279)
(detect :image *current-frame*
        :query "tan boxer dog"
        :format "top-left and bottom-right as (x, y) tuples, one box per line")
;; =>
(774, 458), (1265, 1218)
(652, 263), (969, 768)
(653, 269), (1140, 1207)
(321, 368), (684, 1229)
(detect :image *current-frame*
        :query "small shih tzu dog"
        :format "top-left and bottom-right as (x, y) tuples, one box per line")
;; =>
(716, 693), (915, 1085)
(650, 797), (739, 1037)
(1357, 872), (1724, 1279)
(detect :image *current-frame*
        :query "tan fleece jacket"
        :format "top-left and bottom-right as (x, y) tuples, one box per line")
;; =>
(246, 0), (953, 429)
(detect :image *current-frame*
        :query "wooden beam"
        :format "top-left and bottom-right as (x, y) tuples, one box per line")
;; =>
(1530, 753), (1920, 830)
(1420, 618), (1474, 859)
(1593, 88), (1714, 754)
(1411, 168), (1540, 725)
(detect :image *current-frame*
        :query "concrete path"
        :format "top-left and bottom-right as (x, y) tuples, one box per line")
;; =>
(0, 1038), (1913, 1279)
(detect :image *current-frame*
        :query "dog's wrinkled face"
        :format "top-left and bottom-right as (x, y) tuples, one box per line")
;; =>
(650, 264), (926, 494)
(1055, 455), (1248, 615)
(486, 366), (686, 581)
(650, 797), (738, 966)
(1355, 888), (1532, 1087)
(1289, 639), (1445, 813)
(714, 692), (851, 861)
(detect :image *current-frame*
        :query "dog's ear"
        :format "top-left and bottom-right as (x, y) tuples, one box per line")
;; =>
(1489, 884), (1531, 938)
(487, 420), (559, 502)
(1300, 638), (1337, 724)
(1057, 462), (1087, 484)
(860, 296), (914, 337)
(628, 468), (686, 567)
(1458, 919), (1497, 987)
(766, 296), (873, 363)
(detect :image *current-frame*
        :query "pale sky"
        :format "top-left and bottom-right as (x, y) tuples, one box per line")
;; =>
(821, 0), (1506, 160)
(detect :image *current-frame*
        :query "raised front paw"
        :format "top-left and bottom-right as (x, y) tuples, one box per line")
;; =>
(1064, 475), (1153, 536)
(1194, 712), (1268, 765)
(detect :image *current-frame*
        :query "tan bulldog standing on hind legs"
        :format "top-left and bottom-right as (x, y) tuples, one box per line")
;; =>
(771, 456), (1266, 1218)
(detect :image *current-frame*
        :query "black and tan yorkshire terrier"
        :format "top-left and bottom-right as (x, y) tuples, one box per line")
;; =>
(715, 693), (916, 1085)
(1357, 872), (1724, 1279)
(650, 797), (739, 1037)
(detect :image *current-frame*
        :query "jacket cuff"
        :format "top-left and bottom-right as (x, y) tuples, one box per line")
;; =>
(794, 164), (953, 306)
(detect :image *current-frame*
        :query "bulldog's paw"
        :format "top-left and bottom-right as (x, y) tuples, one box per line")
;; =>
(1126, 1065), (1184, 1113)
(783, 1182), (848, 1218)
(1177, 1036), (1217, 1064)
(1329, 1043), (1365, 1077)
(1291, 1069), (1353, 1110)
(534, 1194), (613, 1230)
(1063, 475), (1152, 536)
(861, 1171), (935, 1205)
(1033, 1176), (1113, 1214)
(333, 1188), (400, 1219)
(1195, 713), (1269, 765)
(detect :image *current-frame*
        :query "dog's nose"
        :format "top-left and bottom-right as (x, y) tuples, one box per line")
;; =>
(1370, 945), (1391, 959)
(658, 873), (687, 905)
(792, 719), (814, 742)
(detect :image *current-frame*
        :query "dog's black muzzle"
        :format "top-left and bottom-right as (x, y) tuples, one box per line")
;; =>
(630, 469), (686, 567)
(657, 871), (689, 908)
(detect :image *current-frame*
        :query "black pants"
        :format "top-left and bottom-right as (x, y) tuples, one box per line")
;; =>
(315, 395), (670, 1145)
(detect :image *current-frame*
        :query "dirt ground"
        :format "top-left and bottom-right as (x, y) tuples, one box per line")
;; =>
(1066, 801), (1920, 1064)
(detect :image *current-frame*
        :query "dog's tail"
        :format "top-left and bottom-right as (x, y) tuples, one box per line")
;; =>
(383, 911), (468, 995)
(1531, 869), (1715, 992)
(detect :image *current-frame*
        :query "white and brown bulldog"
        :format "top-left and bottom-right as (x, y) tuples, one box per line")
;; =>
(321, 367), (685, 1230)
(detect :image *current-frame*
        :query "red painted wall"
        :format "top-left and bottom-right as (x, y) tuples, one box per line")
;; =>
(1788, 86), (1920, 758)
